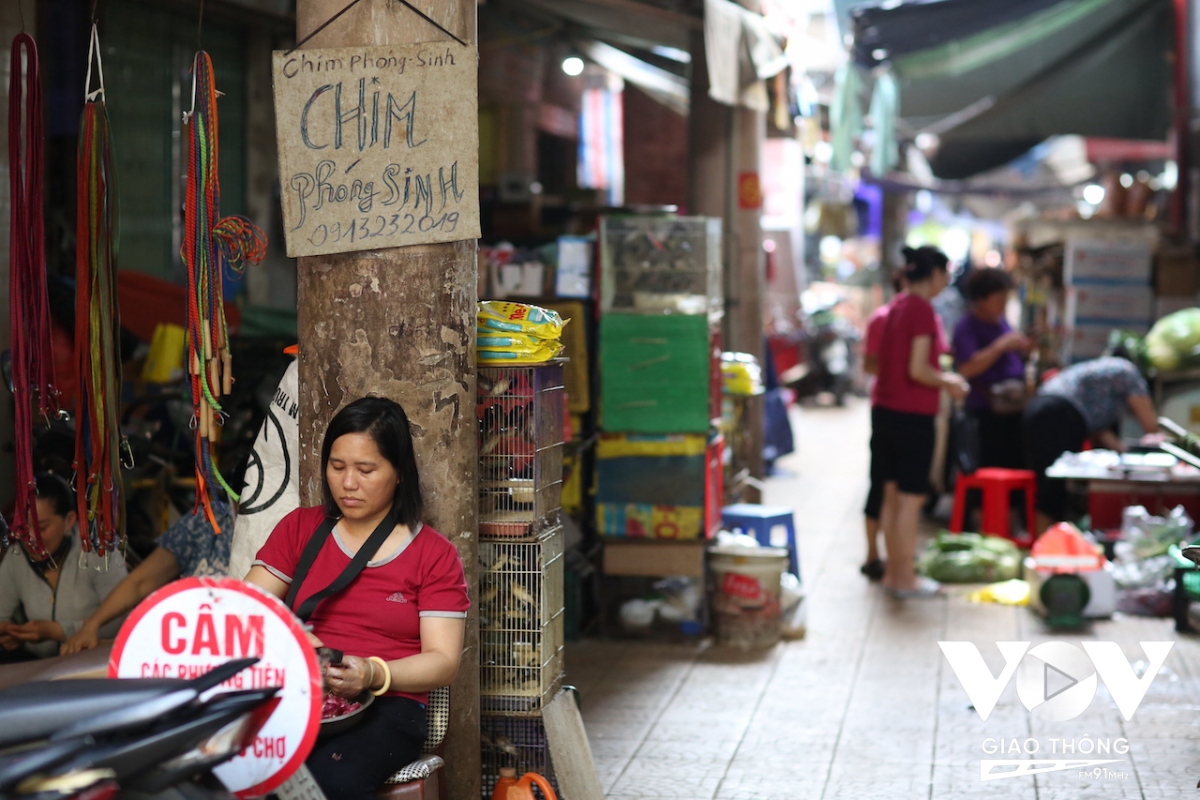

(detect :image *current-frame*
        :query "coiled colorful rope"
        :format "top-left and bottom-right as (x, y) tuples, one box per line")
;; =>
(181, 51), (267, 530)
(8, 33), (59, 558)
(73, 24), (123, 556)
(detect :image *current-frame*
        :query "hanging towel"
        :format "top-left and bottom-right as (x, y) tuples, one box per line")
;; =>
(869, 71), (899, 175)
(704, 0), (788, 111)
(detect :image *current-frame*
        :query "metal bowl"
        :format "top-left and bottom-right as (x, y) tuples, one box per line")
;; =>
(319, 692), (374, 740)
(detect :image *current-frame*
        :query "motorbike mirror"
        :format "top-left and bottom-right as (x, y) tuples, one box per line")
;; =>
(190, 656), (260, 694)
(0, 737), (91, 791)
(1182, 545), (1200, 568)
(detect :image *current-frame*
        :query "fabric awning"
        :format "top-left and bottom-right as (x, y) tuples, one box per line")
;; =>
(928, 0), (1171, 179)
(892, 0), (1161, 123)
(852, 0), (1063, 68)
(505, 0), (699, 53)
(849, 0), (1173, 179)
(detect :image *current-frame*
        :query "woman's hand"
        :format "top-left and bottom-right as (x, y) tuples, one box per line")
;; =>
(941, 373), (970, 402)
(997, 331), (1031, 354)
(0, 623), (20, 651)
(8, 620), (65, 644)
(324, 654), (377, 698)
(61, 622), (101, 654)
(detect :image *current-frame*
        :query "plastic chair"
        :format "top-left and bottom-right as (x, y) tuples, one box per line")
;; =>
(377, 685), (450, 800)
(949, 467), (1037, 548)
(720, 503), (800, 577)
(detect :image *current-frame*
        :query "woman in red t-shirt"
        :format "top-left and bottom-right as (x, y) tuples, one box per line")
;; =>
(860, 268), (907, 581)
(246, 397), (468, 800)
(874, 247), (968, 598)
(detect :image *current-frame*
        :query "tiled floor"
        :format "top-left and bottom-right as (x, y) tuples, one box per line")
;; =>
(565, 399), (1200, 799)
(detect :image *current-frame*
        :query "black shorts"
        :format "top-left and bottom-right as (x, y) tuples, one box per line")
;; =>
(973, 407), (1026, 470)
(874, 406), (935, 496)
(864, 405), (885, 519)
(1022, 394), (1087, 518)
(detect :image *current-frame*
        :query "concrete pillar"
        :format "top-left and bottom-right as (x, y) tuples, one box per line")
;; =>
(292, 3), (479, 798)
(687, 23), (766, 502)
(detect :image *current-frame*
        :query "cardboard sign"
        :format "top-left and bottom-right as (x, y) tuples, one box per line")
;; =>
(110, 577), (321, 798)
(272, 43), (481, 257)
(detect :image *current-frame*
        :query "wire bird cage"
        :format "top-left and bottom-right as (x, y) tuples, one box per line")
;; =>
(479, 527), (565, 715)
(481, 714), (559, 800)
(478, 363), (564, 539)
(599, 215), (723, 318)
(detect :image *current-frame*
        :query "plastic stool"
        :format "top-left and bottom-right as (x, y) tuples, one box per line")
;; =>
(721, 503), (800, 577)
(950, 467), (1037, 548)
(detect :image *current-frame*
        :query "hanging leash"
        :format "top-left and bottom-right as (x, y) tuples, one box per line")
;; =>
(73, 23), (123, 556)
(181, 51), (267, 530)
(9, 32), (59, 559)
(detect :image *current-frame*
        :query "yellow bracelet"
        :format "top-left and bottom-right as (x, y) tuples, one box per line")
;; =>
(368, 656), (392, 696)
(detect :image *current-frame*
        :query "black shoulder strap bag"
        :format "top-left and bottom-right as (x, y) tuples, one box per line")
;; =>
(283, 508), (399, 623)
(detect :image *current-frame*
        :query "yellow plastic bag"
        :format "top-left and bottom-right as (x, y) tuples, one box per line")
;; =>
(476, 330), (552, 349)
(477, 341), (564, 363)
(967, 579), (1030, 606)
(478, 300), (566, 339)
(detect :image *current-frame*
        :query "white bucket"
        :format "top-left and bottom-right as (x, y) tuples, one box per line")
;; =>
(708, 546), (789, 648)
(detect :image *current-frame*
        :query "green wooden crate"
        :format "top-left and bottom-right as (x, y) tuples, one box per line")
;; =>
(600, 314), (711, 432)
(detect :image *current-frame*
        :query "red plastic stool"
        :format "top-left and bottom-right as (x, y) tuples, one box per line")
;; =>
(949, 468), (1037, 548)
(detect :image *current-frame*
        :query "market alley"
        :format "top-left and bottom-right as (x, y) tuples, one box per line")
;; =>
(567, 398), (1200, 800)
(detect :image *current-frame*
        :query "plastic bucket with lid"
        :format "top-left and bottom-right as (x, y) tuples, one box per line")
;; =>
(708, 546), (789, 648)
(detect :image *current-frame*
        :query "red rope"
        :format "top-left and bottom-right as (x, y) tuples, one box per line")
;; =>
(8, 33), (58, 558)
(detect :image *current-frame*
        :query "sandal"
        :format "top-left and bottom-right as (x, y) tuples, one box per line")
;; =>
(859, 559), (885, 581)
(885, 577), (944, 600)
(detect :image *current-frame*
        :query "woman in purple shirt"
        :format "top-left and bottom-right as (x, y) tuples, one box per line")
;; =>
(952, 268), (1031, 470)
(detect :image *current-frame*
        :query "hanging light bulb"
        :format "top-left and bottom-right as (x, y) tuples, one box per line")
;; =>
(562, 55), (585, 76)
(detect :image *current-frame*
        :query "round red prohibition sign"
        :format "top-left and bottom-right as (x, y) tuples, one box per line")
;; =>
(109, 577), (321, 797)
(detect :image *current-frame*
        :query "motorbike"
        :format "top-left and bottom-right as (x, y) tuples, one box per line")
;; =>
(0, 653), (280, 800)
(785, 294), (860, 406)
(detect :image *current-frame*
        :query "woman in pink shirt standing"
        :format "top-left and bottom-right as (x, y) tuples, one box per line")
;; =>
(860, 268), (905, 581)
(874, 247), (968, 598)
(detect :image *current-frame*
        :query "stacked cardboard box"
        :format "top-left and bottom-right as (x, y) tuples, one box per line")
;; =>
(1063, 239), (1153, 362)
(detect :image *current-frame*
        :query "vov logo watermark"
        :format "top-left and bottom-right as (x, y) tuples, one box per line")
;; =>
(939, 641), (1173, 781)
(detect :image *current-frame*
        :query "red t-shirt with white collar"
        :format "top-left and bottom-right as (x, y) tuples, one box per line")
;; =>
(873, 292), (947, 417)
(253, 506), (469, 705)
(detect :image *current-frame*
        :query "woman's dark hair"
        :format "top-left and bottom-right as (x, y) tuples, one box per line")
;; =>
(320, 397), (423, 527)
(34, 473), (75, 518)
(900, 245), (950, 283)
(890, 267), (907, 293)
(964, 267), (1013, 303)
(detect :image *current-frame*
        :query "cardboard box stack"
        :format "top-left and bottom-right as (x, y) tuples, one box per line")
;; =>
(595, 215), (725, 627)
(1063, 239), (1153, 362)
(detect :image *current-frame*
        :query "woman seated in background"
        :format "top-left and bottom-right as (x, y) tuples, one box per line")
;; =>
(952, 267), (1032, 470)
(1022, 356), (1162, 534)
(0, 473), (128, 659)
(61, 500), (236, 654)
(245, 397), (468, 800)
